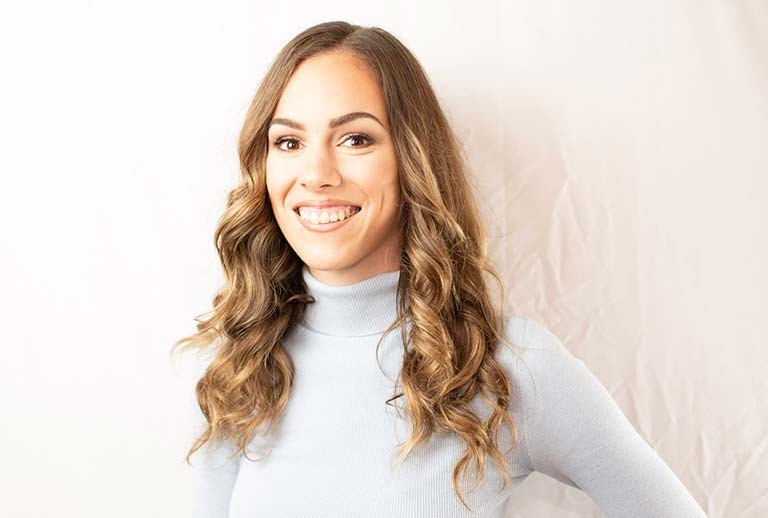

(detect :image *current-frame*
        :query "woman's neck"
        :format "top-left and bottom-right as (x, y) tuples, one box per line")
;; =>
(300, 263), (402, 337)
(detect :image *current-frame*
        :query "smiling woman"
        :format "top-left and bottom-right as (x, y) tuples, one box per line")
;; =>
(173, 20), (707, 518)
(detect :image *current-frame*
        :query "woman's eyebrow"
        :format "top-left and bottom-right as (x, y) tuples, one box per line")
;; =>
(269, 111), (385, 131)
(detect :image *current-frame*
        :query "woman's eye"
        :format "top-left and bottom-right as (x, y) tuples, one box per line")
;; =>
(271, 133), (374, 153)
(341, 133), (374, 148)
(273, 137), (302, 152)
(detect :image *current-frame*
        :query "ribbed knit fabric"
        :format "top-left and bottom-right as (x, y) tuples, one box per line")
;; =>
(189, 265), (707, 517)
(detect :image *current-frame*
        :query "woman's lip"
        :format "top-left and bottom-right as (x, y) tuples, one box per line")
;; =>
(293, 207), (361, 232)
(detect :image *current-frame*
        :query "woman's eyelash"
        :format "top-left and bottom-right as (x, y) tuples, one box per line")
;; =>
(271, 133), (374, 152)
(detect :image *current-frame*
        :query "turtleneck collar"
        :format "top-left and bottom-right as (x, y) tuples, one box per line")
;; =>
(300, 264), (401, 337)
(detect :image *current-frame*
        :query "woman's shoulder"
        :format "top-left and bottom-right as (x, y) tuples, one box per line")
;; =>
(501, 315), (572, 353)
(498, 315), (582, 375)
(496, 315), (592, 417)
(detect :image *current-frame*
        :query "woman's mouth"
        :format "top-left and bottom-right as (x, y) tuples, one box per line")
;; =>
(293, 205), (362, 232)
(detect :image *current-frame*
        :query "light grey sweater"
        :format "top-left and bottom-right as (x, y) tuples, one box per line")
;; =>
(189, 266), (707, 517)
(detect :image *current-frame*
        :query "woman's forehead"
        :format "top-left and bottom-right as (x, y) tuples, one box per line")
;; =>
(273, 52), (387, 129)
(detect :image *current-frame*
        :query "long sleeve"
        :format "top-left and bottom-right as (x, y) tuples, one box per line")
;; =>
(189, 439), (242, 518)
(186, 393), (242, 518)
(518, 318), (707, 517)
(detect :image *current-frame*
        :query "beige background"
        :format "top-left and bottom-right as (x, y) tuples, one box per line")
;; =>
(481, 2), (768, 516)
(0, 1), (765, 517)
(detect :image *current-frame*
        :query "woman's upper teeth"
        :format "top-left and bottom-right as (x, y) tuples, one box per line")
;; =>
(298, 206), (360, 224)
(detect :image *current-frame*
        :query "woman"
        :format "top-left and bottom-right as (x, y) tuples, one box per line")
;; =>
(174, 20), (707, 517)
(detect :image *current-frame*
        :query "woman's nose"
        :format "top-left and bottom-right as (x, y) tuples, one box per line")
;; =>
(298, 141), (342, 190)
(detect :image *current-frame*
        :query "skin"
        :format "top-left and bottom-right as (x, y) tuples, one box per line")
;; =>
(266, 50), (403, 286)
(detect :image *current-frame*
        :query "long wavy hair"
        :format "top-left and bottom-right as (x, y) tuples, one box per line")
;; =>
(172, 20), (522, 511)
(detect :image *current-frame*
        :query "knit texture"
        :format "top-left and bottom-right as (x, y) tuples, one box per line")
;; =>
(189, 265), (707, 517)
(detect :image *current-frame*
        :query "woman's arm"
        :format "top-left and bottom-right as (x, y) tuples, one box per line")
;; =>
(188, 438), (241, 518)
(185, 388), (242, 518)
(515, 317), (707, 517)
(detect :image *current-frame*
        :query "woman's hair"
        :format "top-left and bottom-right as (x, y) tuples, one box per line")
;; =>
(173, 20), (521, 511)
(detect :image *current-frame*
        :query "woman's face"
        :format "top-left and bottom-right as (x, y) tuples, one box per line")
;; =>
(266, 50), (402, 286)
